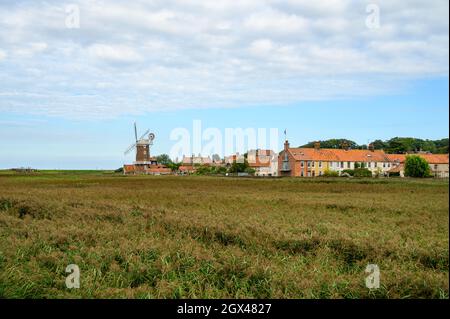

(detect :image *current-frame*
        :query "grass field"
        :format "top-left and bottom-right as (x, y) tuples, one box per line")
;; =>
(0, 171), (448, 299)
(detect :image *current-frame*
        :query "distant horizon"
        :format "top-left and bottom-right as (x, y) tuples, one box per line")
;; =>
(1, 134), (448, 170)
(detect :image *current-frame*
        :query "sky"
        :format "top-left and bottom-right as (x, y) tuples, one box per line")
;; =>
(0, 0), (448, 169)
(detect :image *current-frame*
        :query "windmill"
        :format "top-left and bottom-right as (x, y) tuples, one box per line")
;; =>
(124, 122), (155, 163)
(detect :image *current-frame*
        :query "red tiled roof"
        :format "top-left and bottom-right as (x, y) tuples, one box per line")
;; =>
(385, 154), (406, 163)
(287, 148), (390, 162)
(179, 166), (196, 172)
(386, 153), (449, 164)
(416, 154), (449, 164)
(123, 165), (135, 173)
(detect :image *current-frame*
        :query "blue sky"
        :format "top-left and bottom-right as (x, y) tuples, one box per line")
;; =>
(0, 1), (448, 169)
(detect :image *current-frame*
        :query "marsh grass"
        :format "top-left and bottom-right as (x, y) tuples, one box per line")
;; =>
(0, 171), (448, 298)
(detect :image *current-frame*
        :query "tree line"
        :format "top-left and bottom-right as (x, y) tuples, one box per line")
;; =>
(300, 137), (449, 154)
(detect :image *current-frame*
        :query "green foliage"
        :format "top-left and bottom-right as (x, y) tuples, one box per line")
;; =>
(194, 165), (228, 176)
(404, 155), (431, 178)
(323, 169), (339, 177)
(156, 154), (172, 166)
(166, 162), (181, 172)
(342, 169), (355, 176)
(195, 166), (213, 175)
(353, 162), (366, 169)
(244, 167), (256, 175)
(229, 160), (249, 174)
(300, 137), (449, 154)
(353, 168), (372, 177)
(300, 139), (359, 149)
(213, 166), (228, 175)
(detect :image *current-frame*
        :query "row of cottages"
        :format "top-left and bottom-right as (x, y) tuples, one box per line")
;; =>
(179, 155), (223, 174)
(279, 140), (396, 177)
(386, 153), (449, 178)
(180, 151), (279, 176)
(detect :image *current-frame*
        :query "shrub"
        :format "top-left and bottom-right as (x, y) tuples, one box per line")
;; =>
(244, 167), (256, 175)
(342, 169), (354, 176)
(195, 166), (213, 175)
(353, 168), (372, 177)
(214, 166), (228, 175)
(323, 169), (339, 177)
(404, 155), (431, 178)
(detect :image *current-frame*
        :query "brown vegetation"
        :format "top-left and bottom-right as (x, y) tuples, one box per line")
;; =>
(0, 171), (448, 298)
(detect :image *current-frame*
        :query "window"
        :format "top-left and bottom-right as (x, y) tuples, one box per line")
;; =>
(319, 161), (322, 168)
(383, 163), (386, 168)
(301, 161), (304, 168)
(375, 162), (377, 168)
(301, 171), (304, 177)
(434, 164), (438, 170)
(347, 162), (351, 168)
(340, 162), (344, 168)
(367, 162), (371, 168)
(312, 161), (315, 167)
(319, 171), (322, 176)
(307, 161), (311, 168)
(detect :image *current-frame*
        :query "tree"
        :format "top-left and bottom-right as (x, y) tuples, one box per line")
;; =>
(300, 139), (358, 149)
(404, 155), (431, 178)
(299, 137), (448, 154)
(156, 154), (172, 166)
(372, 139), (387, 150)
(166, 162), (181, 172)
(229, 159), (249, 173)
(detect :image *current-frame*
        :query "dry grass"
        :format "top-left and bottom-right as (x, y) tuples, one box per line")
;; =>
(0, 171), (448, 299)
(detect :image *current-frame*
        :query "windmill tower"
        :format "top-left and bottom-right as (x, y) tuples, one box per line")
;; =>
(124, 122), (155, 164)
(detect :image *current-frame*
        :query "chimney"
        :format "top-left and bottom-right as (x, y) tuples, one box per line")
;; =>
(314, 141), (320, 150)
(341, 141), (349, 151)
(284, 140), (290, 152)
(368, 143), (374, 152)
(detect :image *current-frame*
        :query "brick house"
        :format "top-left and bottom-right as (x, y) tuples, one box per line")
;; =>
(278, 140), (393, 177)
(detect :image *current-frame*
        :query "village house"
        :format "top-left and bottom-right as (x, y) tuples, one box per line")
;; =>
(278, 140), (393, 177)
(386, 153), (449, 178)
(247, 149), (278, 177)
(224, 153), (244, 166)
(182, 155), (213, 166)
(179, 155), (223, 174)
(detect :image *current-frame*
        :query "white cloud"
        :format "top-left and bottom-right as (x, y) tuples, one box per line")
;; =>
(0, 49), (6, 60)
(0, 0), (448, 119)
(87, 44), (143, 64)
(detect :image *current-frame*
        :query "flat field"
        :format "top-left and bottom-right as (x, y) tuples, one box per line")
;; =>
(0, 171), (448, 298)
